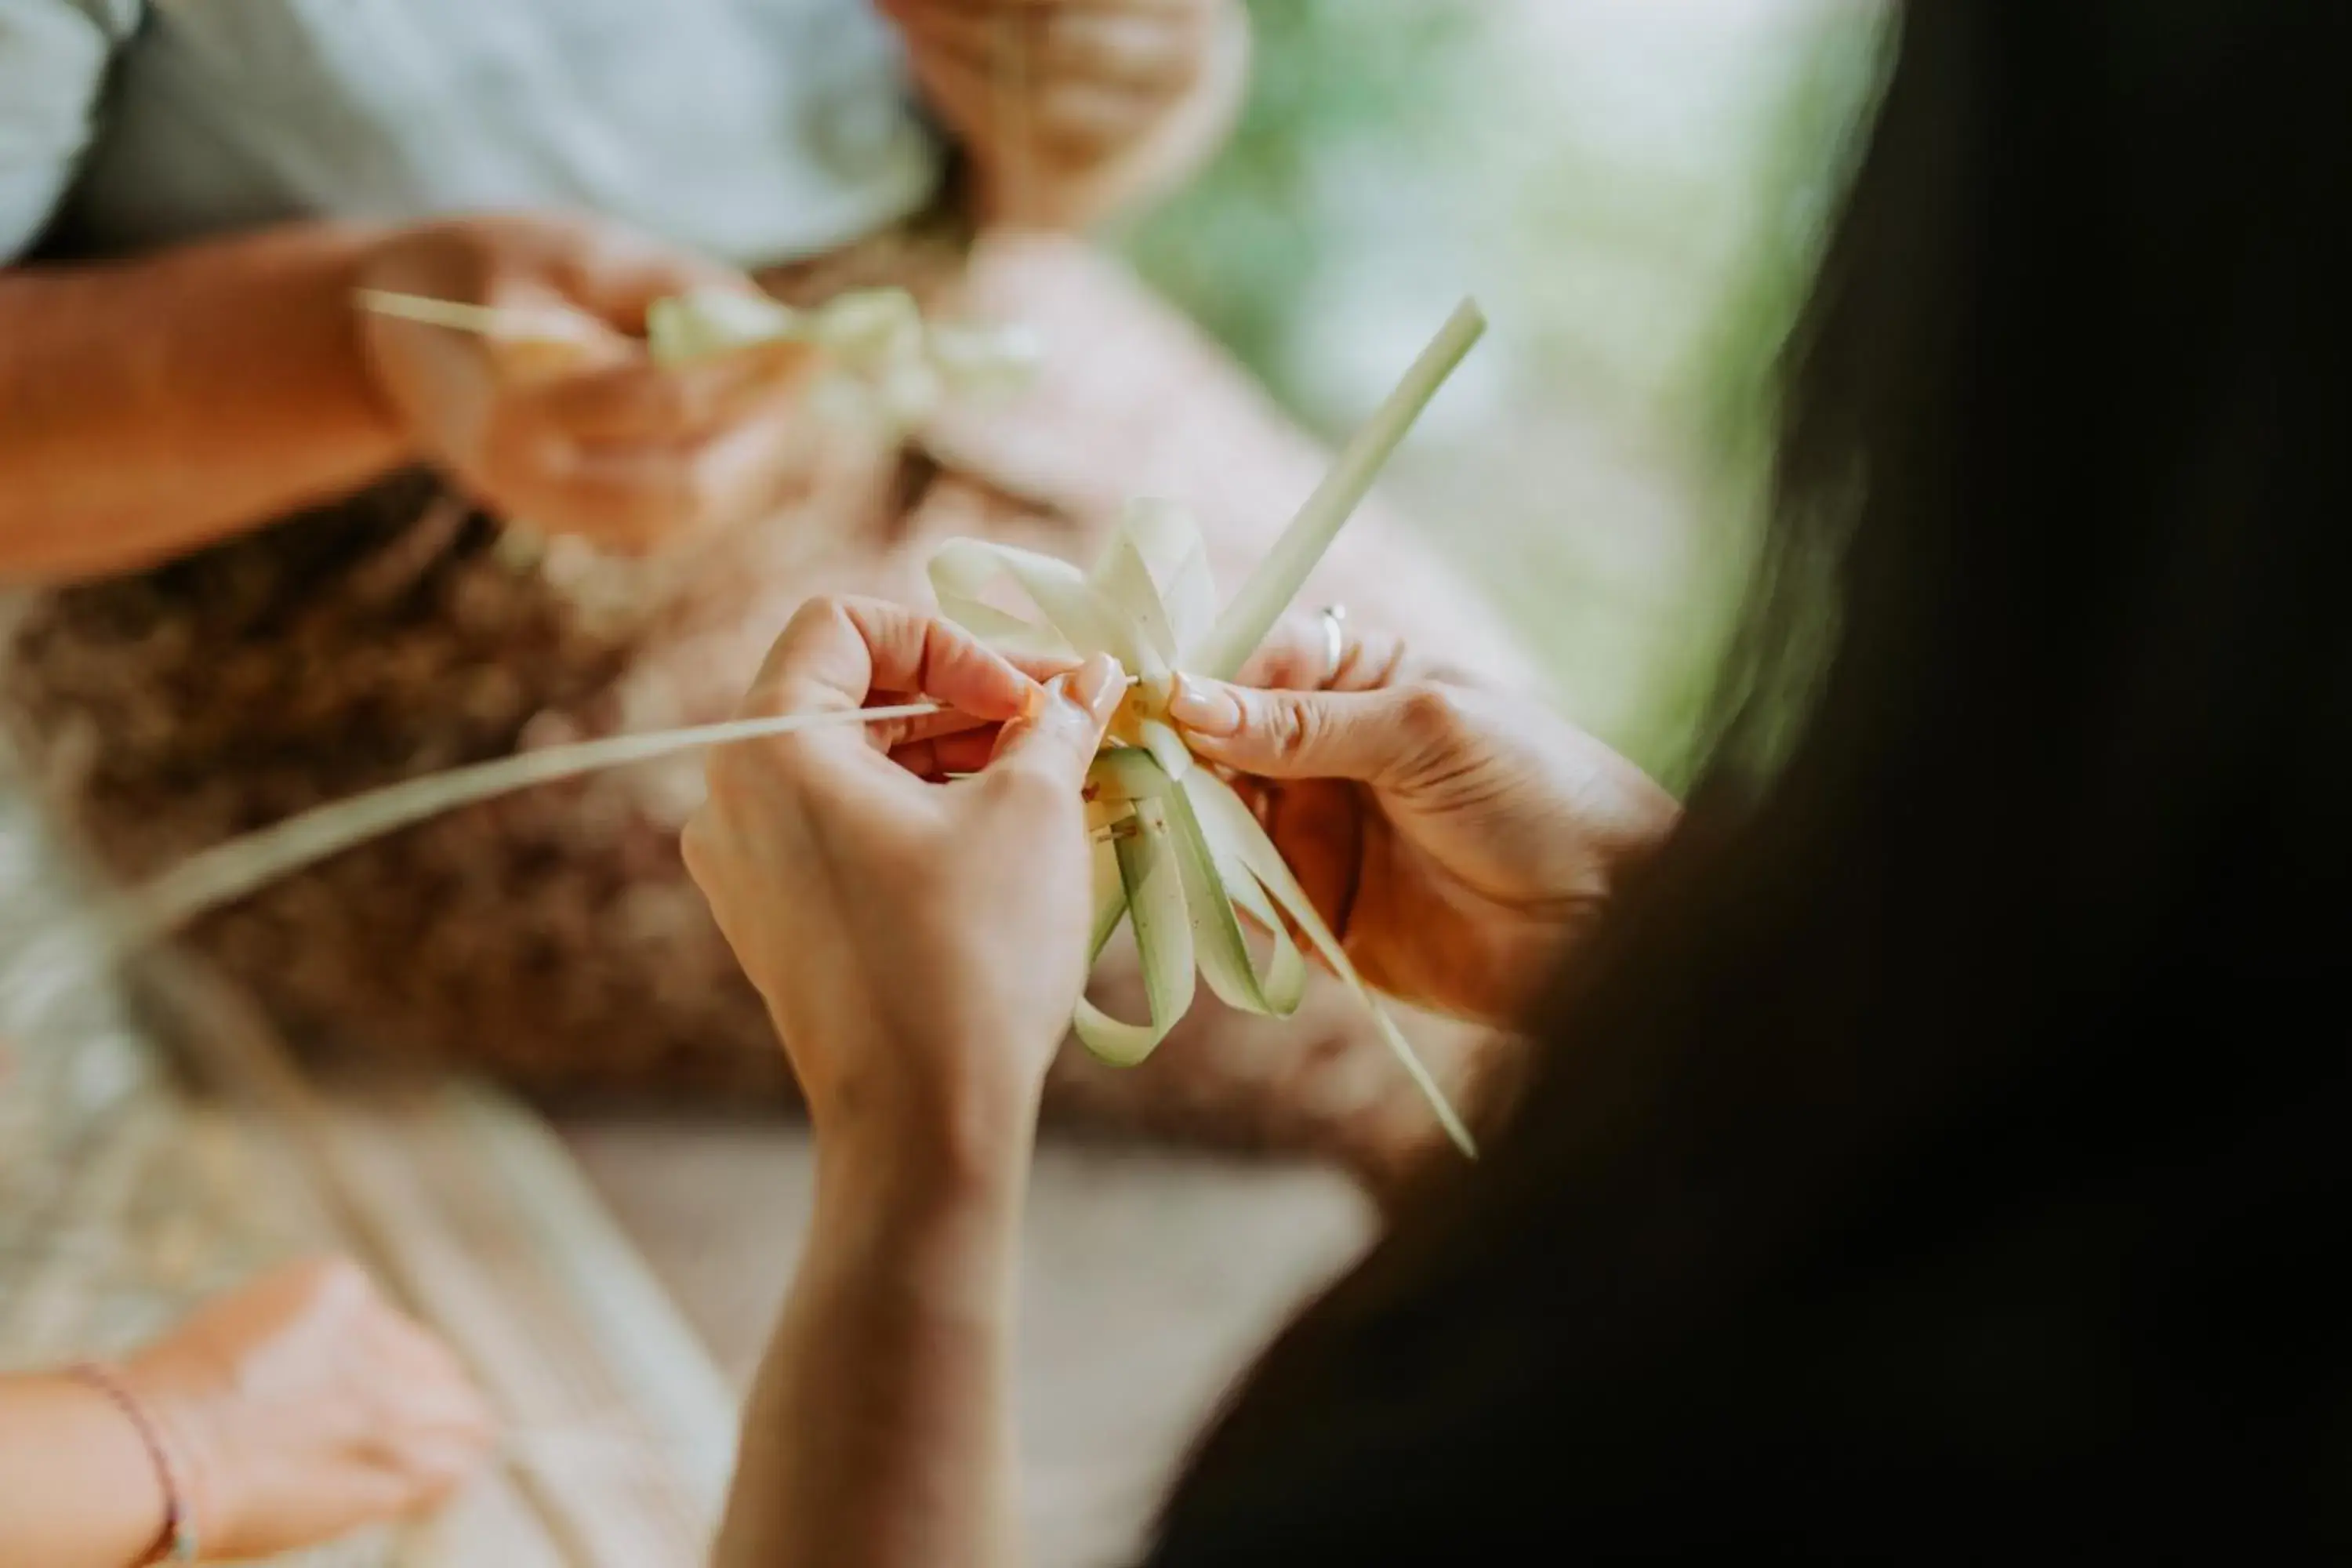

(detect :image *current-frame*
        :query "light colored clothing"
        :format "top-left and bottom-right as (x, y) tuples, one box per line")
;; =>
(0, 0), (943, 265)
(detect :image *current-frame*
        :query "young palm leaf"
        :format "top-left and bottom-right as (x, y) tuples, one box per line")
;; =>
(926, 301), (1488, 1154)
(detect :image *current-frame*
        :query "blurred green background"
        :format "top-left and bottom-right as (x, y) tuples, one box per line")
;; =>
(1117, 0), (1883, 787)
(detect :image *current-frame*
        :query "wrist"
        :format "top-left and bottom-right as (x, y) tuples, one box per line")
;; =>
(808, 1100), (1032, 1323)
(310, 223), (422, 465)
(66, 1363), (210, 1564)
(816, 1074), (1039, 1207)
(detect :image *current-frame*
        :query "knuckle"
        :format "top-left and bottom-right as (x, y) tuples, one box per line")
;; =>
(1247, 618), (1313, 688)
(1264, 694), (1320, 764)
(1395, 681), (1469, 749)
(1359, 633), (1411, 691)
(984, 757), (1068, 811)
(791, 594), (855, 634)
(698, 749), (772, 820)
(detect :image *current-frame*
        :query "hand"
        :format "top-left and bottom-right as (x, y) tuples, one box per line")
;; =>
(358, 212), (818, 554)
(1167, 616), (1681, 1028)
(118, 1257), (495, 1562)
(880, 0), (1250, 226)
(682, 596), (1123, 1167)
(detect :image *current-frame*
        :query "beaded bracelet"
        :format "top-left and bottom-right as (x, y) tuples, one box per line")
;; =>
(67, 1363), (200, 1564)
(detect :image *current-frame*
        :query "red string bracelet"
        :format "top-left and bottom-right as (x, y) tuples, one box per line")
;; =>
(66, 1363), (200, 1564)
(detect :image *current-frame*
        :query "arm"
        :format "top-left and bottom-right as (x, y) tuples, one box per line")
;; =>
(716, 1130), (1029, 1568)
(687, 601), (1658, 1564)
(0, 1373), (176, 1568)
(0, 225), (409, 582)
(0, 213), (822, 586)
(684, 597), (1125, 1568)
(0, 1258), (493, 1568)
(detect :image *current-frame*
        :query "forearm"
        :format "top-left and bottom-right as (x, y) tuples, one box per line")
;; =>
(0, 224), (412, 583)
(716, 1126), (1031, 1568)
(0, 1374), (171, 1568)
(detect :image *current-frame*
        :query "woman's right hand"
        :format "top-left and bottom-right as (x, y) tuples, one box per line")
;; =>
(1167, 644), (1679, 1029)
(357, 212), (818, 554)
(119, 1256), (495, 1562)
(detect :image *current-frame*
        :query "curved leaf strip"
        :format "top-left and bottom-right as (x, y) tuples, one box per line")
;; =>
(927, 539), (1145, 672)
(1182, 769), (1476, 1157)
(1072, 797), (1195, 1066)
(1160, 776), (1308, 1018)
(107, 703), (942, 953)
(1117, 499), (1220, 653)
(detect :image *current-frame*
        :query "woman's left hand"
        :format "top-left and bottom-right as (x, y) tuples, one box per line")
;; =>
(683, 596), (1123, 1168)
(879, 0), (1249, 227)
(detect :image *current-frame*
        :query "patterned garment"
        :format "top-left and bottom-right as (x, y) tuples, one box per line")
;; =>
(2, 231), (1536, 1189)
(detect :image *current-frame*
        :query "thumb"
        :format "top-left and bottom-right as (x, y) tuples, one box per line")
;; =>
(1168, 673), (1430, 784)
(983, 654), (1125, 794)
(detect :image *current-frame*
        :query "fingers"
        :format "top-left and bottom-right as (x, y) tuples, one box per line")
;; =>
(891, 2), (1209, 89)
(979, 653), (1123, 797)
(516, 339), (813, 445)
(890, 725), (1003, 781)
(1036, 7), (1212, 90)
(365, 1310), (495, 1436)
(477, 395), (812, 555)
(743, 596), (1045, 728)
(1233, 612), (1410, 693)
(443, 250), (815, 552)
(1032, 80), (1165, 158)
(695, 600), (1055, 884)
(1167, 676), (1471, 786)
(534, 223), (763, 336)
(1261, 776), (1364, 942)
(907, 45), (1163, 166)
(888, 0), (1203, 160)
(343, 1287), (496, 1504)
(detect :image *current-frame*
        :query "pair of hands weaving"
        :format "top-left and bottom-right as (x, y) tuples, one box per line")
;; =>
(97, 303), (1492, 1154)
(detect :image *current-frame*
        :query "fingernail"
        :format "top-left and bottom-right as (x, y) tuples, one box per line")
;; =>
(1029, 669), (1092, 737)
(1033, 672), (1074, 724)
(1071, 654), (1123, 720)
(1168, 674), (1243, 738)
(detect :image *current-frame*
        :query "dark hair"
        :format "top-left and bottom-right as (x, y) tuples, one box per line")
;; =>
(1150, 4), (2352, 1559)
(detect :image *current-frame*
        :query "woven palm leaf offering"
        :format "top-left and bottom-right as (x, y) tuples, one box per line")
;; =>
(359, 281), (1045, 433)
(45, 298), (1488, 1158)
